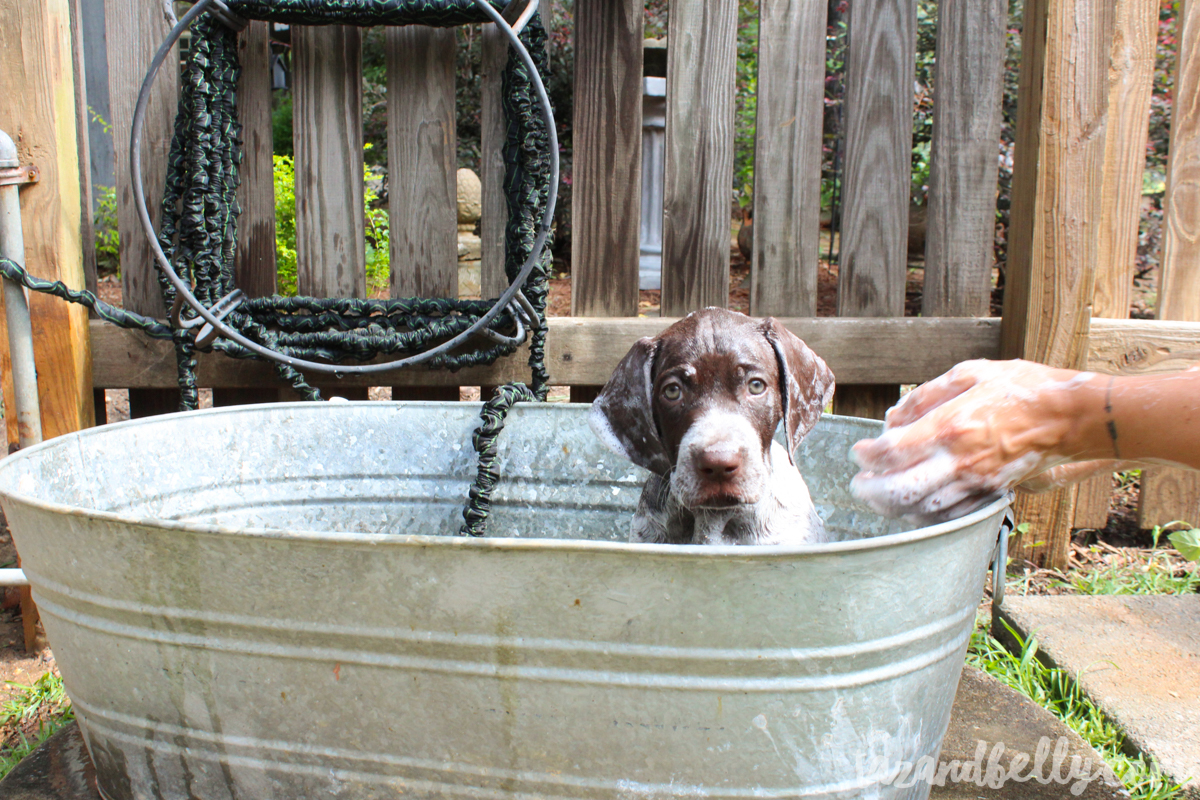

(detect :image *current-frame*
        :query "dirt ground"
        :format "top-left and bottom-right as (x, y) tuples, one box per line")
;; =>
(0, 508), (58, 754)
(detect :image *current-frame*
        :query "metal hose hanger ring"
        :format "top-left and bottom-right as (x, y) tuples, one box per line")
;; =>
(130, 0), (559, 376)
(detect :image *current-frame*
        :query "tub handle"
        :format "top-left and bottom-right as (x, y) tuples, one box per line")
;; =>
(991, 507), (1014, 611)
(0, 568), (28, 587)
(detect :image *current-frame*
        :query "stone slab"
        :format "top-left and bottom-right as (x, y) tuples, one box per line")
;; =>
(0, 667), (1125, 800)
(930, 667), (1127, 799)
(0, 724), (95, 800)
(997, 594), (1200, 798)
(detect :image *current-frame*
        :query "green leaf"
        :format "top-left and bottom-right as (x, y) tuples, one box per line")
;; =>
(1168, 529), (1200, 562)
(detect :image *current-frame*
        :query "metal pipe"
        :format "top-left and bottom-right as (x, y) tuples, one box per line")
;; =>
(0, 129), (43, 450)
(0, 569), (29, 587)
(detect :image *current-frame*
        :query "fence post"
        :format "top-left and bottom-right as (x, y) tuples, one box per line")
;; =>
(1000, 0), (1114, 569)
(1074, 0), (1159, 529)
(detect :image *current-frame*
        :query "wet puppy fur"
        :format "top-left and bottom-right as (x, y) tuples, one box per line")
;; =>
(589, 308), (835, 545)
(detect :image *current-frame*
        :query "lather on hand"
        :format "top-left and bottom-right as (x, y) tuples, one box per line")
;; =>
(849, 359), (1200, 524)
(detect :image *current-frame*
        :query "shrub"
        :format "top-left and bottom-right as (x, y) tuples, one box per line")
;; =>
(272, 150), (390, 296)
(94, 185), (120, 277)
(272, 153), (298, 295)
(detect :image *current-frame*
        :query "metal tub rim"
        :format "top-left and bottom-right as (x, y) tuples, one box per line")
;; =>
(0, 400), (1010, 557)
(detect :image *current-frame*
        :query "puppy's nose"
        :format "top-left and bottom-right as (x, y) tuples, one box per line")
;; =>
(697, 447), (743, 480)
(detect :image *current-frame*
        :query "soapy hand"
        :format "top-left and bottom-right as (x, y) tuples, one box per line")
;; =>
(849, 360), (1099, 523)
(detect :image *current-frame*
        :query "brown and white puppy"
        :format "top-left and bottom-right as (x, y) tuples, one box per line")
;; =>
(589, 308), (835, 545)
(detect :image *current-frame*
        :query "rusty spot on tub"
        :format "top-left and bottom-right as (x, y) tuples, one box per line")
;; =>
(333, 663), (341, 681)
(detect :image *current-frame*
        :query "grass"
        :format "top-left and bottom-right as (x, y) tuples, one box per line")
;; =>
(0, 672), (74, 780)
(968, 619), (1184, 800)
(1063, 551), (1200, 595)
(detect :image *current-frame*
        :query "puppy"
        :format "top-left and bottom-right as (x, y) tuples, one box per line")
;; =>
(589, 308), (835, 545)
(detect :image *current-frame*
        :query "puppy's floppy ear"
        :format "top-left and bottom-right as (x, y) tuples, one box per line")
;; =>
(762, 318), (835, 460)
(588, 336), (672, 475)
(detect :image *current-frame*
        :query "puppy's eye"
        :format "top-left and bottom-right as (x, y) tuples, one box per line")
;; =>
(662, 383), (682, 401)
(747, 378), (767, 395)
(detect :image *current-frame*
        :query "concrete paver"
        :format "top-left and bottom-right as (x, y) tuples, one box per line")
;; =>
(932, 667), (1127, 799)
(997, 595), (1200, 798)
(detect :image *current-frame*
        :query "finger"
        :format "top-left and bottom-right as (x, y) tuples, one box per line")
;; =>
(904, 491), (1004, 526)
(851, 422), (938, 473)
(884, 363), (986, 429)
(850, 449), (959, 517)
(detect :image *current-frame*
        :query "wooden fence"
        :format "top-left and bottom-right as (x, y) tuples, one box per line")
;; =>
(1, 0), (1199, 570)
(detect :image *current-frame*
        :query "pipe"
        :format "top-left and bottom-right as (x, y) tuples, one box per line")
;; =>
(0, 129), (43, 450)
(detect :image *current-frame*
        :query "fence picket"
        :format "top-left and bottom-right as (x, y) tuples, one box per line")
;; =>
(293, 25), (366, 400)
(571, 0), (643, 319)
(749, 0), (826, 317)
(923, 0), (1007, 318)
(215, 20), (279, 408)
(661, 0), (737, 315)
(387, 25), (459, 401)
(480, 24), (509, 301)
(293, 25), (366, 300)
(104, 0), (179, 417)
(833, 0), (916, 419)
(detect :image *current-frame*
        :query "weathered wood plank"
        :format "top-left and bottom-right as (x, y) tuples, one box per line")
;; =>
(214, 20), (278, 408)
(104, 0), (175, 316)
(571, 0), (643, 316)
(1076, 0), (1158, 528)
(833, 0), (915, 420)
(235, 21), (277, 299)
(292, 25), (366, 401)
(1000, 0), (1115, 568)
(1157, 0), (1200, 323)
(1094, 0), (1158, 320)
(661, 0), (737, 315)
(387, 25), (459, 402)
(388, 26), (458, 300)
(480, 24), (509, 300)
(70, 0), (97, 302)
(91, 316), (1004, 389)
(1139, 468), (1200, 528)
(73, 0), (104, 430)
(1141, 0), (1200, 527)
(748, 0), (826, 317)
(1086, 318), (1200, 375)
(837, 0), (915, 320)
(922, 0), (1007, 317)
(104, 0), (178, 417)
(293, 25), (365, 299)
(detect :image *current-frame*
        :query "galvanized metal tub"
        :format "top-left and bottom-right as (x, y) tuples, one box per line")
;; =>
(0, 402), (1007, 800)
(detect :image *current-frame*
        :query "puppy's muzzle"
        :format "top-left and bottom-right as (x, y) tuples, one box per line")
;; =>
(677, 430), (764, 508)
(695, 443), (746, 500)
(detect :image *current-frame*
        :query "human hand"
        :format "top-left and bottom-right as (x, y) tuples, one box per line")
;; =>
(849, 359), (1097, 523)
